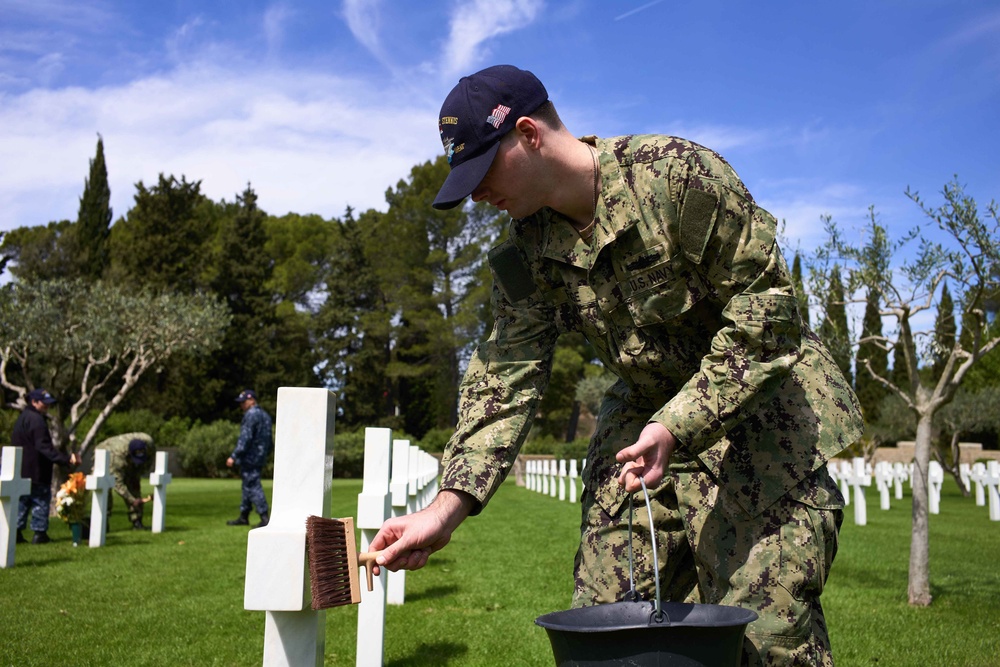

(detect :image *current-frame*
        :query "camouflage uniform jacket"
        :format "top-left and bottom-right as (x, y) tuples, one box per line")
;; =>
(95, 432), (155, 505)
(441, 134), (863, 519)
(231, 405), (273, 471)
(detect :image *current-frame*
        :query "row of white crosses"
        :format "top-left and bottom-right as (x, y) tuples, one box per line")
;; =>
(828, 456), (1000, 524)
(243, 387), (440, 667)
(970, 461), (1000, 521)
(0, 444), (174, 566)
(525, 458), (585, 503)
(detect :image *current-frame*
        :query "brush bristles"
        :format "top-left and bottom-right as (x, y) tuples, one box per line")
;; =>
(306, 516), (361, 610)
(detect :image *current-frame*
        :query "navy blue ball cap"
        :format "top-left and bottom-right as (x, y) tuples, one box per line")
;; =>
(432, 65), (548, 210)
(128, 439), (149, 465)
(27, 388), (57, 404)
(235, 389), (257, 402)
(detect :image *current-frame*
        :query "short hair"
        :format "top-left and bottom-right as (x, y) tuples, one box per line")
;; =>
(530, 100), (564, 130)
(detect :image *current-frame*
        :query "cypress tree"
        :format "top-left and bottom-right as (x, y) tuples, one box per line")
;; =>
(855, 288), (888, 423)
(819, 264), (853, 386)
(932, 281), (956, 380)
(792, 252), (810, 327)
(75, 135), (112, 281)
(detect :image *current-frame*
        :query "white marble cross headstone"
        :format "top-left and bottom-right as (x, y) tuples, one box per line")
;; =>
(541, 460), (550, 496)
(243, 387), (337, 667)
(568, 459), (578, 504)
(984, 461), (1000, 522)
(149, 450), (172, 534)
(874, 461), (892, 510)
(928, 461), (944, 515)
(835, 460), (852, 506)
(356, 428), (392, 667)
(969, 462), (987, 507)
(558, 459), (567, 501)
(87, 449), (115, 548)
(892, 462), (908, 500)
(0, 447), (31, 569)
(959, 463), (971, 492)
(387, 438), (410, 606)
(843, 458), (871, 525)
(549, 459), (558, 498)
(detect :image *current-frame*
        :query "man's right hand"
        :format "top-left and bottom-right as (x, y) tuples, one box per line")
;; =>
(226, 457), (235, 468)
(369, 489), (475, 575)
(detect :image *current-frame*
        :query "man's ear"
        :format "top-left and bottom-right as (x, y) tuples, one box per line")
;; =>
(514, 116), (542, 150)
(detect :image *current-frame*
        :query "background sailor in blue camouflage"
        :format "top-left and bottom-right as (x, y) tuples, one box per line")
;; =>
(226, 389), (273, 527)
(94, 432), (155, 530)
(370, 65), (863, 667)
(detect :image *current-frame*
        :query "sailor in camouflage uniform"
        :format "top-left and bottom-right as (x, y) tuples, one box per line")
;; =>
(371, 65), (862, 666)
(94, 432), (155, 530)
(226, 389), (273, 527)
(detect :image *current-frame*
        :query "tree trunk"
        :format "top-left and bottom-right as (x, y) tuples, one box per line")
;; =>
(908, 411), (934, 606)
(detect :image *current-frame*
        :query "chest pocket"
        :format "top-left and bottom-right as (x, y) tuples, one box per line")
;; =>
(615, 246), (708, 352)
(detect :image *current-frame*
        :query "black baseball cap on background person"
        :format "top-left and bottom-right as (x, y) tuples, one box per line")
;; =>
(432, 65), (549, 210)
(235, 389), (257, 402)
(27, 388), (57, 404)
(128, 439), (149, 465)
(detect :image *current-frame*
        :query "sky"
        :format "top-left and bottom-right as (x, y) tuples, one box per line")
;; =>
(2, 0), (998, 260)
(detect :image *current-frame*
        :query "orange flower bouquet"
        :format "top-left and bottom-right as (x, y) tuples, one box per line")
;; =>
(55, 472), (89, 524)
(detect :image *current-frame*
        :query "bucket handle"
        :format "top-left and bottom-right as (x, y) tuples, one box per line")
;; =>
(626, 477), (667, 624)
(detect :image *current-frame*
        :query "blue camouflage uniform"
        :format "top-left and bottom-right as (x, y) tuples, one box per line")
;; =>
(231, 404), (273, 517)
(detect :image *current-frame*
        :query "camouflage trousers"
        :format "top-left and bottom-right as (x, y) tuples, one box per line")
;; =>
(108, 481), (144, 524)
(575, 398), (844, 667)
(238, 468), (269, 517)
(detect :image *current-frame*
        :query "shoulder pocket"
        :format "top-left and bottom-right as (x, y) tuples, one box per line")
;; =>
(489, 240), (538, 302)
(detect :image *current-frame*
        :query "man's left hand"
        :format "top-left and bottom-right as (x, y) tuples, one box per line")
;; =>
(616, 422), (677, 493)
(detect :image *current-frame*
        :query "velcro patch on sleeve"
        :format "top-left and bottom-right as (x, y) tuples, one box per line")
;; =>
(488, 240), (538, 302)
(679, 188), (718, 265)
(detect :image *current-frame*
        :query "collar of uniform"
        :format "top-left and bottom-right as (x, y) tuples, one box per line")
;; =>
(590, 136), (643, 254)
(538, 208), (595, 269)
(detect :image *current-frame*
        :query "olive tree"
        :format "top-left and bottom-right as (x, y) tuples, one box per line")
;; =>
(0, 279), (230, 454)
(810, 179), (999, 606)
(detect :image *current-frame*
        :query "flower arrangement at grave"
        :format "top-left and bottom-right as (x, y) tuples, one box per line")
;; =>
(55, 472), (89, 524)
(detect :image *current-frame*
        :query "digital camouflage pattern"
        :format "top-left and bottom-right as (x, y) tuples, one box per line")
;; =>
(439, 135), (863, 665)
(96, 432), (155, 523)
(232, 404), (273, 517)
(231, 404), (273, 471)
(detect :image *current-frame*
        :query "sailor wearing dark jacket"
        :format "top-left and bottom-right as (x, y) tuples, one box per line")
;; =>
(14, 388), (79, 544)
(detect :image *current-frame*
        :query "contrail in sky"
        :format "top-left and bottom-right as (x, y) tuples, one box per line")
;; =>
(615, 0), (667, 21)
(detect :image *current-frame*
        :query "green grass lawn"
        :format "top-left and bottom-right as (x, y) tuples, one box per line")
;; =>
(1, 475), (998, 666)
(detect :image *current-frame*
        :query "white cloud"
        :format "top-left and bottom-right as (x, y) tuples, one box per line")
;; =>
(0, 62), (443, 232)
(440, 0), (543, 78)
(342, 0), (386, 65)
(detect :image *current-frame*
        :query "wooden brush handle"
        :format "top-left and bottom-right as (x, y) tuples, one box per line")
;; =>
(357, 551), (382, 592)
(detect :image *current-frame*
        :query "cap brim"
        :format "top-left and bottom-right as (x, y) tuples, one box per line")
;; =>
(432, 142), (500, 210)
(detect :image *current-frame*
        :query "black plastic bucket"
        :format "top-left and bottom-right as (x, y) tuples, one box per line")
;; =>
(535, 479), (757, 666)
(535, 599), (757, 666)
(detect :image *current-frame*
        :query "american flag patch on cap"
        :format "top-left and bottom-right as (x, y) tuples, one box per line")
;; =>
(486, 104), (511, 128)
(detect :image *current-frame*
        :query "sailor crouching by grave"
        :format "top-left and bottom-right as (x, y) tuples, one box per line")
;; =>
(93, 433), (156, 531)
(14, 388), (81, 545)
(226, 390), (273, 528)
(367, 64), (863, 666)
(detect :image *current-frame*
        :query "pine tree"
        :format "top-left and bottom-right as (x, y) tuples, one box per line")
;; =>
(75, 135), (112, 281)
